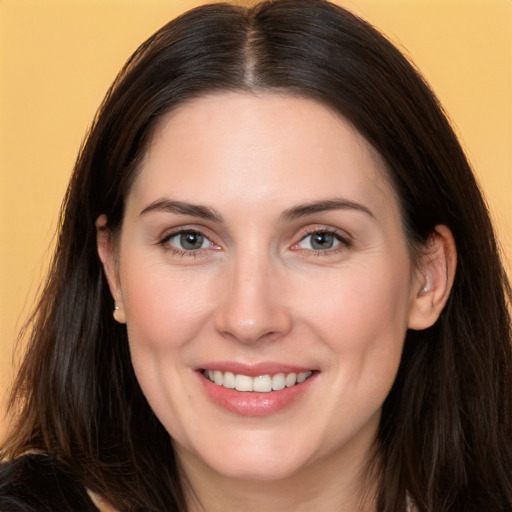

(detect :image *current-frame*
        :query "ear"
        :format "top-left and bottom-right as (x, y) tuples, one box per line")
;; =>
(408, 225), (457, 330)
(96, 214), (126, 324)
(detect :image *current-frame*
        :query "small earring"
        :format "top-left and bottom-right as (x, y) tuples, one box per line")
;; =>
(113, 302), (120, 317)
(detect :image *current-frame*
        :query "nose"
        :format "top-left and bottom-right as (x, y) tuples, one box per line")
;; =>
(214, 255), (293, 345)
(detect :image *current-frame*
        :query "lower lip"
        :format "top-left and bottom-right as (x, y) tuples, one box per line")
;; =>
(198, 371), (317, 416)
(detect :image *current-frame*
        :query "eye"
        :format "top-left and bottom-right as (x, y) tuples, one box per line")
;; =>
(164, 230), (213, 251)
(294, 230), (348, 252)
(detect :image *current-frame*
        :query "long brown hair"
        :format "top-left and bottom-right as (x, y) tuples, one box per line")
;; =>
(3, 1), (511, 510)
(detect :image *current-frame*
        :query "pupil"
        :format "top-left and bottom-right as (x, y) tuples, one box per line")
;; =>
(181, 232), (203, 250)
(311, 232), (333, 250)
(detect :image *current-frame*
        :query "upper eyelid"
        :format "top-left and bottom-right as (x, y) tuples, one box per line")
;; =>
(301, 227), (345, 236)
(159, 225), (216, 243)
(296, 225), (352, 242)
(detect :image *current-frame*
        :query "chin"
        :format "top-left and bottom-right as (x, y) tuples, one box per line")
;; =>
(175, 430), (319, 483)
(205, 453), (309, 482)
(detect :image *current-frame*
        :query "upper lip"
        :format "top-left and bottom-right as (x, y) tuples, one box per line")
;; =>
(197, 361), (316, 377)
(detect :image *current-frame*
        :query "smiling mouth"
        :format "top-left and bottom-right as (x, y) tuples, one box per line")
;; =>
(202, 369), (313, 392)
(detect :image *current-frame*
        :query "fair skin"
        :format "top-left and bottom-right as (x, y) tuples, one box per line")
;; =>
(97, 93), (456, 512)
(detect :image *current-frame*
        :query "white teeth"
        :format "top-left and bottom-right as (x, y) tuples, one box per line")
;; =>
(235, 374), (253, 391)
(204, 369), (313, 392)
(271, 373), (286, 391)
(223, 371), (235, 389)
(297, 371), (312, 383)
(285, 373), (297, 387)
(214, 370), (223, 385)
(253, 375), (272, 393)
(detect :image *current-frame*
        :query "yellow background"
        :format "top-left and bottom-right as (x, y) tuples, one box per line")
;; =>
(1, 0), (511, 426)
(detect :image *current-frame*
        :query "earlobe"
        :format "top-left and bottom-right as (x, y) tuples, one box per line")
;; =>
(408, 225), (457, 330)
(96, 214), (126, 324)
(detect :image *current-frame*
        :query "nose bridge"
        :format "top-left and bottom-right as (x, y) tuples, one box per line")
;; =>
(214, 244), (291, 344)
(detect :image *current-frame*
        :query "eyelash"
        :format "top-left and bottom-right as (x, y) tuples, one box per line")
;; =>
(158, 229), (218, 258)
(158, 227), (351, 257)
(292, 228), (351, 256)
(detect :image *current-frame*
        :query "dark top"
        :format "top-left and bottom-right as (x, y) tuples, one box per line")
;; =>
(0, 454), (99, 511)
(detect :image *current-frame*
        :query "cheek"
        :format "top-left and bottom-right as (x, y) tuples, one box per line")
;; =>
(119, 258), (215, 353)
(298, 255), (412, 387)
(118, 259), (215, 432)
(307, 252), (411, 338)
(305, 261), (411, 424)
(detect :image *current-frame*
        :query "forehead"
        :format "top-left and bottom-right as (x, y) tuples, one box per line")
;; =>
(128, 92), (398, 219)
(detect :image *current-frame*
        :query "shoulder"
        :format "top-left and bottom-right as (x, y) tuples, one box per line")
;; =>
(0, 453), (99, 511)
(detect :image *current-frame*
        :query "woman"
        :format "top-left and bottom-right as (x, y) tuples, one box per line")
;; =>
(1, 0), (510, 511)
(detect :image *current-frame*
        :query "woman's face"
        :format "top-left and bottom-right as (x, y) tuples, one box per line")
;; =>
(100, 93), (428, 483)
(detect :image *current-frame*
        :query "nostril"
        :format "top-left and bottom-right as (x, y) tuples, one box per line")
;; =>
(214, 307), (292, 345)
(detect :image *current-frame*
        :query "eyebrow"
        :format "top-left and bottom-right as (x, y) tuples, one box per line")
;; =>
(139, 198), (224, 222)
(139, 197), (374, 223)
(280, 198), (375, 221)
